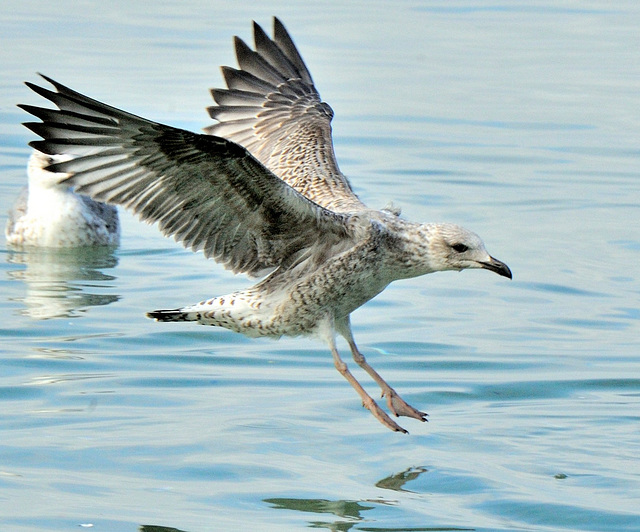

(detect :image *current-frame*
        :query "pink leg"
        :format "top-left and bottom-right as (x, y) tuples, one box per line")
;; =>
(327, 334), (409, 433)
(338, 317), (427, 422)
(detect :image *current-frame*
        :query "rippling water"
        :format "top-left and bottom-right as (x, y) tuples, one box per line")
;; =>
(1, 1), (639, 531)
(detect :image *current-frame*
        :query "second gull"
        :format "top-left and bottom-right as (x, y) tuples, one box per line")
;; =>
(5, 150), (119, 248)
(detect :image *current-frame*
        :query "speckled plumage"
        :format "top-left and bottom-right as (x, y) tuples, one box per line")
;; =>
(5, 150), (120, 248)
(19, 18), (511, 433)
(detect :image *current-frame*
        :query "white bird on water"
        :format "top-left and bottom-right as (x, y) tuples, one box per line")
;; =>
(5, 150), (119, 248)
(19, 18), (511, 433)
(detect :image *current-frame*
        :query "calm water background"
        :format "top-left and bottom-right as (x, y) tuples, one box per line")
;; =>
(1, 1), (639, 531)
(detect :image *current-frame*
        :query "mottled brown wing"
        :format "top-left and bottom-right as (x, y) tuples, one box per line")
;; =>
(205, 17), (366, 213)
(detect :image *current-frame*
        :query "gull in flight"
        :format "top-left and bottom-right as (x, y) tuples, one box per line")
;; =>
(5, 150), (119, 247)
(19, 18), (511, 433)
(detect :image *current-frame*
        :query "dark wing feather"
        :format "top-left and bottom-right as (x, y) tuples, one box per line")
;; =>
(19, 74), (351, 277)
(205, 18), (366, 213)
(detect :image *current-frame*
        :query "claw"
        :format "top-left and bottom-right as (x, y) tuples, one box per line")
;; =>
(383, 388), (428, 421)
(362, 395), (409, 433)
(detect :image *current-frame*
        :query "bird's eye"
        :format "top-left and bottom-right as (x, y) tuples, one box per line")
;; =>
(452, 243), (469, 253)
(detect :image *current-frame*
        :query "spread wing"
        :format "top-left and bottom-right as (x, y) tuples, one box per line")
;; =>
(205, 17), (366, 213)
(19, 75), (352, 278)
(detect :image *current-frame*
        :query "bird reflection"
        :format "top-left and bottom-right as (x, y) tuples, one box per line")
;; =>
(264, 498), (374, 531)
(139, 526), (189, 532)
(136, 468), (433, 532)
(6, 246), (119, 319)
(375, 466), (428, 492)
(264, 467), (431, 531)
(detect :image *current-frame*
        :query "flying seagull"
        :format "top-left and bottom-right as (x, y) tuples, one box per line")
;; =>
(5, 150), (119, 247)
(19, 17), (511, 433)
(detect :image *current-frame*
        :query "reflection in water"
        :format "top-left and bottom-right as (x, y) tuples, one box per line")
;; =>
(6, 246), (119, 319)
(139, 526), (189, 532)
(264, 468), (432, 531)
(265, 498), (374, 531)
(375, 466), (428, 493)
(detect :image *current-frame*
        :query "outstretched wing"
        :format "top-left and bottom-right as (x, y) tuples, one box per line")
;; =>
(205, 17), (366, 213)
(20, 75), (352, 277)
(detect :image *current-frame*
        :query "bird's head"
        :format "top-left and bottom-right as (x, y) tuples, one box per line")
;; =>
(27, 150), (72, 190)
(423, 223), (512, 279)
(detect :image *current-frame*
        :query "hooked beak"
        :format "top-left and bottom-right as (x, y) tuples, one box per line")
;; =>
(479, 256), (512, 279)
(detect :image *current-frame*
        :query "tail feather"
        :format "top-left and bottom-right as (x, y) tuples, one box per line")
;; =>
(146, 293), (271, 335)
(146, 309), (193, 322)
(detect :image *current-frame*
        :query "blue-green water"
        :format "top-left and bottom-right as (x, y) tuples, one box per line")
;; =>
(1, 1), (639, 531)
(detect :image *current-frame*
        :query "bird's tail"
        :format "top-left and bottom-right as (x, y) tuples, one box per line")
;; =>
(146, 292), (271, 336)
(146, 308), (195, 322)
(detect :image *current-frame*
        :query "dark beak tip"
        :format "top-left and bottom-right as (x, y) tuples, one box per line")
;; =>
(483, 257), (512, 280)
